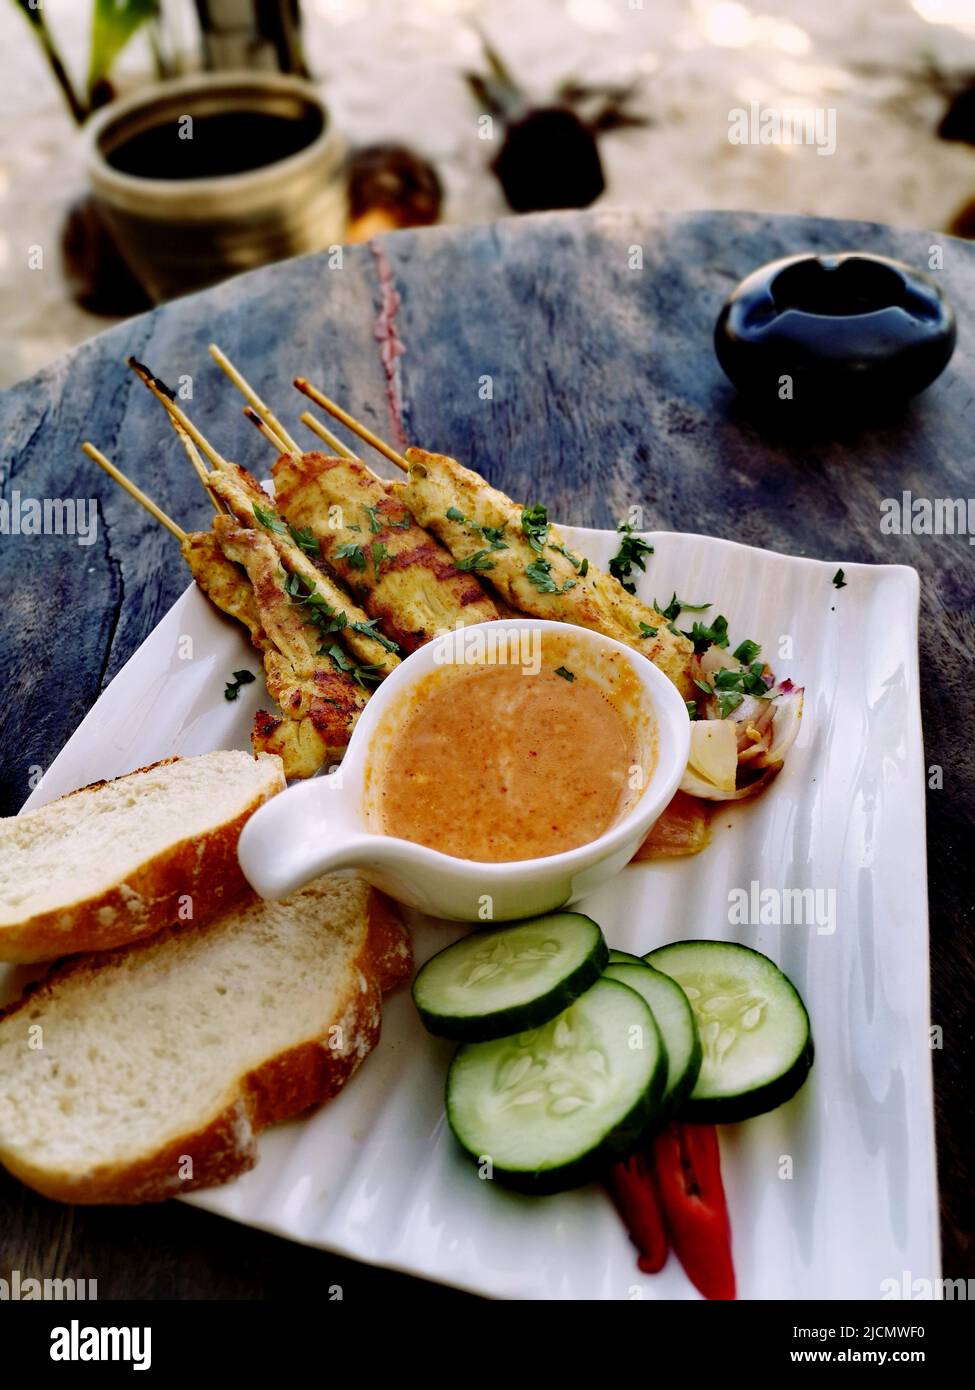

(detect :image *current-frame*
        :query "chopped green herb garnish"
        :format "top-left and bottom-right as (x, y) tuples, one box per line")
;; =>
(551, 542), (585, 571)
(639, 622), (658, 639)
(324, 643), (352, 672)
(446, 507), (508, 550)
(352, 664), (385, 688)
(666, 622), (682, 638)
(525, 558), (575, 593)
(350, 617), (399, 653)
(521, 503), (550, 553)
(579, 557), (589, 578)
(833, 568), (846, 589)
(346, 523), (362, 532)
(285, 571), (348, 639)
(609, 522), (654, 594)
(323, 643), (384, 688)
(253, 503), (287, 536)
(364, 504), (383, 534)
(455, 548), (496, 572)
(371, 541), (388, 577)
(708, 662), (773, 717)
(694, 678), (713, 695)
(334, 541), (366, 570)
(224, 669), (256, 701)
(685, 699), (699, 719)
(683, 614), (730, 654)
(655, 593), (712, 626)
(479, 524), (508, 548)
(733, 638), (762, 665)
(717, 690), (745, 718)
(554, 666), (575, 682)
(287, 522), (320, 556)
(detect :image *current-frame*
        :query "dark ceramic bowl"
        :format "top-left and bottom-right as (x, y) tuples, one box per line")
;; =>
(714, 252), (956, 408)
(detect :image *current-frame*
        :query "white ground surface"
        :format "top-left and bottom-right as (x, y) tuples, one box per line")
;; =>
(1, 0), (974, 388)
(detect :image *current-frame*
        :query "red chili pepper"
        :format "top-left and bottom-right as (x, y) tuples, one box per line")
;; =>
(651, 1121), (736, 1300)
(605, 1150), (668, 1273)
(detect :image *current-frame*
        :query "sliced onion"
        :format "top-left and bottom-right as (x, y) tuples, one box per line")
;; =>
(682, 760), (783, 801)
(753, 685), (804, 768)
(700, 645), (736, 680)
(737, 724), (773, 763)
(680, 718), (738, 796)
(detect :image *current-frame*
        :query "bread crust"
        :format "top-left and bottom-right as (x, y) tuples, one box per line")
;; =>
(0, 755), (286, 964)
(0, 889), (412, 1204)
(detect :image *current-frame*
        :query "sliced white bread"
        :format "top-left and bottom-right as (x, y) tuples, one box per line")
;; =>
(0, 751), (286, 963)
(0, 875), (411, 1203)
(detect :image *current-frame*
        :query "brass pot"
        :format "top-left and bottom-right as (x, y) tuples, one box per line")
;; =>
(85, 73), (346, 303)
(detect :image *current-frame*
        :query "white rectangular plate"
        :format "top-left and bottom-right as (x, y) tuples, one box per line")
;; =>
(5, 528), (938, 1300)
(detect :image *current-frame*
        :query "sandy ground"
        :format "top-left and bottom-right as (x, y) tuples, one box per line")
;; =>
(1, 0), (974, 388)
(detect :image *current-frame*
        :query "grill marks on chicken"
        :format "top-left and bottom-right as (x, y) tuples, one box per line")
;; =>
(272, 451), (498, 652)
(393, 448), (696, 698)
(206, 460), (399, 678)
(180, 521), (367, 778)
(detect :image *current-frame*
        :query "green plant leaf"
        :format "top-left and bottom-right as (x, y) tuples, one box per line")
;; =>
(88, 0), (159, 95)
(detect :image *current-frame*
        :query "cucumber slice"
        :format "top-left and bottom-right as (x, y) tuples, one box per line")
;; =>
(604, 962), (702, 1112)
(645, 940), (813, 1122)
(413, 913), (608, 1042)
(607, 949), (643, 965)
(446, 977), (666, 1193)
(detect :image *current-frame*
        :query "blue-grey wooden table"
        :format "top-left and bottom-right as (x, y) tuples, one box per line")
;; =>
(0, 209), (971, 1296)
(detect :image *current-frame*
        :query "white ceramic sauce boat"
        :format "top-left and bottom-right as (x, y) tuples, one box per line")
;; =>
(237, 619), (691, 921)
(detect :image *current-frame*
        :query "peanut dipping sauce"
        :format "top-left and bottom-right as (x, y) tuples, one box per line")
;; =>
(365, 636), (656, 863)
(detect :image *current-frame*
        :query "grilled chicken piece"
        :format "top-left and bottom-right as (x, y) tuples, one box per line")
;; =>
(271, 451), (498, 651)
(206, 459), (400, 678)
(180, 530), (266, 645)
(214, 517), (318, 677)
(250, 675), (368, 778)
(214, 516), (369, 750)
(181, 525), (367, 776)
(393, 448), (695, 697)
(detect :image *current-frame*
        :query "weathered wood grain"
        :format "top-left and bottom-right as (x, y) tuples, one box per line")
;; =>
(0, 210), (971, 1295)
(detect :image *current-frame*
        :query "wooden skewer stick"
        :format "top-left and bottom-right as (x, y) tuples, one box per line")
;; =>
(82, 442), (186, 542)
(299, 409), (357, 459)
(293, 377), (409, 472)
(166, 415), (224, 514)
(243, 405), (290, 456)
(126, 357), (230, 472)
(208, 343), (302, 455)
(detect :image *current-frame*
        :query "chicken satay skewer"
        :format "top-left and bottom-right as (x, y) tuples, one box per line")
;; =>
(129, 355), (403, 678)
(165, 415), (225, 514)
(298, 410), (358, 460)
(242, 405), (359, 478)
(84, 437), (372, 777)
(127, 357), (231, 472)
(293, 376), (409, 472)
(209, 344), (359, 464)
(82, 442), (186, 540)
(208, 343), (303, 455)
(243, 405), (292, 457)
